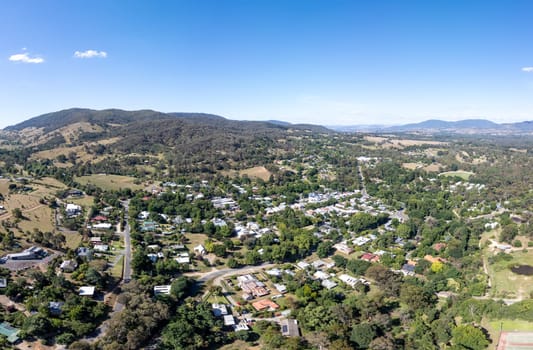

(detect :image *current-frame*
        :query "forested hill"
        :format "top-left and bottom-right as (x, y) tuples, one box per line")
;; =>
(5, 108), (331, 134)
(5, 108), (171, 132)
(1, 108), (332, 174)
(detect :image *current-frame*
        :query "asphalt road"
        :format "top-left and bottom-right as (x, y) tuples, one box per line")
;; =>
(121, 200), (132, 282)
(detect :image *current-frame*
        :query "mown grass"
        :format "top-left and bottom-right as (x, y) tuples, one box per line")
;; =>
(438, 170), (475, 180)
(487, 249), (533, 299)
(110, 256), (124, 279)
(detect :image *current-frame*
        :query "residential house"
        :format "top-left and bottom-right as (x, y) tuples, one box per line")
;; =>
(89, 236), (102, 244)
(212, 303), (229, 317)
(333, 242), (354, 255)
(211, 218), (227, 227)
(252, 299), (279, 311)
(0, 278), (6, 288)
(234, 321), (249, 332)
(338, 274), (359, 288)
(280, 319), (300, 337)
(48, 302), (64, 316)
(194, 244), (206, 256)
(138, 211), (150, 220)
(424, 255), (447, 264)
(313, 271), (329, 280)
(353, 236), (371, 246)
(360, 253), (380, 263)
(141, 221), (157, 232)
(93, 244), (109, 252)
(91, 215), (108, 222)
(433, 243), (447, 252)
(266, 268), (282, 277)
(92, 223), (113, 230)
(238, 275), (269, 297)
(66, 203), (82, 217)
(77, 247), (92, 259)
(321, 279), (338, 290)
(59, 260), (78, 272)
(79, 286), (95, 297)
(274, 283), (288, 294)
(312, 260), (326, 269)
(296, 261), (310, 270)
(175, 252), (190, 264)
(223, 315), (236, 327)
(401, 264), (416, 276)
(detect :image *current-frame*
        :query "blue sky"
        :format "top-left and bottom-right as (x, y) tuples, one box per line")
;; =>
(2, 0), (533, 128)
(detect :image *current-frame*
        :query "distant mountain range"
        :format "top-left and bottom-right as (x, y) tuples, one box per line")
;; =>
(4, 109), (533, 136)
(328, 118), (533, 134)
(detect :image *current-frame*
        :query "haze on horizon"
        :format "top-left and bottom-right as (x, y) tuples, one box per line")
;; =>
(1, 0), (533, 129)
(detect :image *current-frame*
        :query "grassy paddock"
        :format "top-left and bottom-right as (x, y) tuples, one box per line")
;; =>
(487, 249), (533, 299)
(438, 170), (475, 180)
(75, 174), (145, 191)
(221, 166), (272, 181)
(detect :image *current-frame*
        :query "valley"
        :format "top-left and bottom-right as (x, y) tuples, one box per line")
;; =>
(0, 110), (532, 350)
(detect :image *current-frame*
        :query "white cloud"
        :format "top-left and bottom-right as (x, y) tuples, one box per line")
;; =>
(8, 52), (44, 64)
(522, 67), (533, 72)
(74, 50), (107, 58)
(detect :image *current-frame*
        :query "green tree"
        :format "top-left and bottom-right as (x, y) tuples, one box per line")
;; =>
(317, 241), (334, 258)
(12, 208), (23, 220)
(350, 323), (376, 349)
(451, 324), (489, 350)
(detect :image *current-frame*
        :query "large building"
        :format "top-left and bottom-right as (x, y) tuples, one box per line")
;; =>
(7, 246), (45, 260)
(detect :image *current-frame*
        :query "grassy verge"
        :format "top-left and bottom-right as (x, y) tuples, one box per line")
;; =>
(110, 256), (124, 279)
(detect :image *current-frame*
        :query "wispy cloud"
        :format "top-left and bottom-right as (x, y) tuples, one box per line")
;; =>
(74, 50), (107, 59)
(522, 67), (533, 72)
(9, 52), (44, 64)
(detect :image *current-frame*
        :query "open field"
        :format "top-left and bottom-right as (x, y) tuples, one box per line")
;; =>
(69, 195), (96, 207)
(31, 145), (110, 164)
(63, 230), (83, 249)
(221, 166), (272, 181)
(487, 249), (533, 299)
(0, 177), (71, 237)
(364, 136), (447, 149)
(0, 179), (10, 194)
(32, 177), (69, 190)
(17, 205), (54, 233)
(75, 174), (145, 191)
(438, 170), (475, 180)
(56, 122), (104, 143)
(455, 152), (488, 165)
(402, 162), (442, 172)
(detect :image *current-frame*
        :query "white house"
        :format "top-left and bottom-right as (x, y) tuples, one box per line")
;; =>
(79, 286), (95, 297)
(66, 204), (81, 216)
(175, 253), (190, 264)
(212, 303), (228, 317)
(60, 260), (78, 272)
(194, 245), (206, 255)
(321, 279), (337, 290)
(338, 274), (359, 288)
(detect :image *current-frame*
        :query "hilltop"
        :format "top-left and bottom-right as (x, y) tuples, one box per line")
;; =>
(1, 108), (332, 175)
